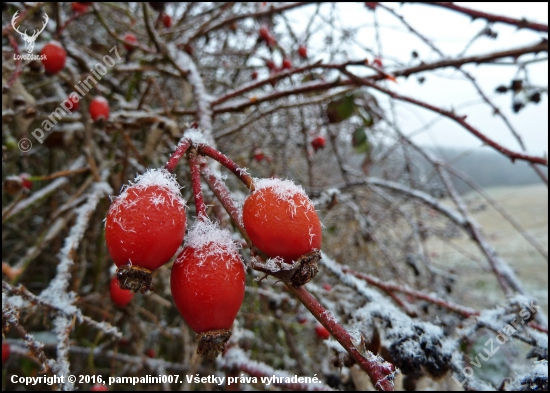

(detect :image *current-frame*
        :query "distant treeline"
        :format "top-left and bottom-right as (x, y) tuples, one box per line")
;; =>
(429, 147), (547, 194)
(363, 146), (548, 195)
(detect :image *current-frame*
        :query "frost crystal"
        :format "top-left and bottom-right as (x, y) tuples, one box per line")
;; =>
(181, 219), (243, 269)
(183, 128), (208, 146)
(111, 168), (186, 214)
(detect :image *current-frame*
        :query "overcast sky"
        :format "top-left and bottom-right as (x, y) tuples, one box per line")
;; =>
(286, 2), (548, 156)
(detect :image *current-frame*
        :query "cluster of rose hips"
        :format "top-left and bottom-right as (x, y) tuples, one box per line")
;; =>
(104, 136), (323, 358)
(256, 25), (310, 85)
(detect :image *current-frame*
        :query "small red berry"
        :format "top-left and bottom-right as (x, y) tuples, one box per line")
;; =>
(89, 96), (110, 122)
(145, 348), (156, 358)
(259, 26), (271, 41)
(171, 220), (245, 359)
(365, 2), (378, 10)
(40, 41), (67, 74)
(110, 276), (134, 307)
(65, 93), (80, 112)
(71, 2), (90, 13)
(161, 13), (172, 28)
(253, 148), (265, 162)
(19, 173), (32, 190)
(105, 169), (187, 287)
(298, 45), (308, 59)
(322, 283), (332, 291)
(265, 59), (276, 71)
(373, 57), (383, 68)
(282, 57), (292, 70)
(2, 342), (10, 363)
(243, 178), (322, 262)
(315, 324), (330, 340)
(266, 36), (277, 48)
(251, 70), (258, 80)
(123, 33), (138, 51)
(311, 136), (326, 152)
(90, 384), (109, 391)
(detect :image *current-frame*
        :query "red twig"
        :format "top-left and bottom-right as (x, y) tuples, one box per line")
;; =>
(422, 2), (548, 32)
(340, 68), (548, 166)
(201, 159), (395, 391)
(287, 285), (396, 391)
(528, 322), (548, 334)
(188, 148), (207, 220)
(187, 2), (312, 42)
(198, 145), (255, 191)
(201, 163), (250, 243)
(165, 138), (191, 173)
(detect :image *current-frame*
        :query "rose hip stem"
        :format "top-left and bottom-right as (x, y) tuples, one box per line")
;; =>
(188, 147), (207, 220)
(198, 144), (255, 191)
(287, 285), (396, 391)
(165, 138), (191, 173)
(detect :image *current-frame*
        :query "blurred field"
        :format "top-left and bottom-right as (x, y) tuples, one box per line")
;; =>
(428, 183), (548, 314)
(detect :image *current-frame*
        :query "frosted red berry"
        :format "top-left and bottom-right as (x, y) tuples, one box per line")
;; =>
(110, 276), (134, 307)
(105, 169), (186, 292)
(282, 57), (292, 70)
(72, 2), (90, 13)
(311, 136), (326, 151)
(253, 148), (265, 162)
(243, 178), (322, 263)
(20, 173), (32, 190)
(315, 323), (330, 340)
(65, 93), (80, 112)
(171, 221), (245, 359)
(298, 45), (308, 59)
(123, 33), (138, 51)
(89, 96), (110, 122)
(41, 41), (67, 74)
(161, 13), (172, 28)
(259, 26), (270, 41)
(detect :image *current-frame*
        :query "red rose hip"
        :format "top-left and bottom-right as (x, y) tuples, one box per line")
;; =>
(65, 93), (80, 112)
(110, 276), (133, 307)
(315, 323), (330, 340)
(89, 96), (110, 122)
(123, 33), (138, 51)
(106, 168), (186, 293)
(161, 13), (172, 28)
(243, 178), (322, 263)
(171, 220), (245, 359)
(41, 41), (67, 74)
(311, 135), (326, 151)
(298, 45), (308, 59)
(2, 342), (10, 363)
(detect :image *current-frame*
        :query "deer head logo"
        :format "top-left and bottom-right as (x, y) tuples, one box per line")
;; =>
(12, 11), (49, 54)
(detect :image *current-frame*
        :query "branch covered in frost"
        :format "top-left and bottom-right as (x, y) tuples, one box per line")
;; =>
(287, 285), (397, 391)
(504, 360), (548, 391)
(3, 156), (87, 221)
(340, 265), (478, 318)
